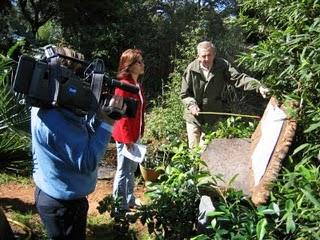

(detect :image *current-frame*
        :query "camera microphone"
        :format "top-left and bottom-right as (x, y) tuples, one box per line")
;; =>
(107, 77), (140, 94)
(88, 59), (140, 94)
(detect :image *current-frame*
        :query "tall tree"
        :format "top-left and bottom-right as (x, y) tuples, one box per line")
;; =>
(17, 0), (58, 39)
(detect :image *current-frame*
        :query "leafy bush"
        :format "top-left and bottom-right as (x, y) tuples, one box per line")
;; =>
(193, 157), (320, 240)
(139, 145), (217, 239)
(270, 158), (320, 239)
(235, 0), (320, 149)
(190, 0), (320, 239)
(204, 116), (258, 143)
(0, 43), (31, 173)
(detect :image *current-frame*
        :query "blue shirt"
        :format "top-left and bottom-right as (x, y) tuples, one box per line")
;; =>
(31, 107), (113, 200)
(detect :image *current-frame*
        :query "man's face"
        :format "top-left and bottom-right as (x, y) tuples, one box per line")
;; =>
(198, 48), (215, 69)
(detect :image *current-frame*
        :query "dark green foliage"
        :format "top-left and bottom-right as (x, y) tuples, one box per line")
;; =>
(17, 0), (58, 37)
(234, 0), (320, 173)
(1, 0), (240, 98)
(236, 0), (320, 104)
(0, 43), (31, 173)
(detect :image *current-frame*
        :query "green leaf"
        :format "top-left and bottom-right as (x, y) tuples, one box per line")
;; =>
(256, 218), (267, 240)
(292, 143), (309, 155)
(206, 211), (225, 217)
(211, 218), (217, 229)
(285, 199), (294, 212)
(286, 212), (296, 233)
(304, 122), (320, 133)
(271, 202), (280, 216)
(301, 188), (320, 208)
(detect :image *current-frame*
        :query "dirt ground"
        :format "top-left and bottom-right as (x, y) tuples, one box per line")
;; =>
(0, 143), (151, 239)
(0, 178), (148, 239)
(0, 179), (146, 215)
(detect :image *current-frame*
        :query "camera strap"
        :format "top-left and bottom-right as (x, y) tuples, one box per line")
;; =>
(48, 58), (61, 106)
(91, 73), (104, 102)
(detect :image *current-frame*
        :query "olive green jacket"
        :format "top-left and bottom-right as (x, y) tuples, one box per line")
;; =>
(180, 58), (261, 127)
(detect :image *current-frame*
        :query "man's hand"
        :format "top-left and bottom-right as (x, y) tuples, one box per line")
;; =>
(98, 95), (127, 124)
(259, 86), (270, 98)
(189, 104), (200, 116)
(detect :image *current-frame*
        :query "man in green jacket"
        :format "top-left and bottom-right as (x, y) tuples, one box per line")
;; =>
(181, 41), (269, 148)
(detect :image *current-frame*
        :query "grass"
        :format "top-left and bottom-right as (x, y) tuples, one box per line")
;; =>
(0, 172), (32, 185)
(6, 209), (153, 240)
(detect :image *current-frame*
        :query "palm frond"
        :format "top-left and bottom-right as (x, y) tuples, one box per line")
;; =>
(0, 54), (30, 133)
(0, 53), (31, 172)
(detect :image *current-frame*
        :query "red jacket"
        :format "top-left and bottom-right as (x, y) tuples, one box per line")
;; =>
(112, 77), (145, 144)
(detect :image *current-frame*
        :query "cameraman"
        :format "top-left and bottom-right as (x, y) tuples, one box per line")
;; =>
(31, 47), (126, 239)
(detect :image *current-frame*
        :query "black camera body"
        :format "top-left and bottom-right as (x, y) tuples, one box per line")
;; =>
(13, 45), (139, 118)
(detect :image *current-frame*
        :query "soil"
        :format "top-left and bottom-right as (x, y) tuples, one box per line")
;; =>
(0, 179), (146, 215)
(0, 179), (148, 239)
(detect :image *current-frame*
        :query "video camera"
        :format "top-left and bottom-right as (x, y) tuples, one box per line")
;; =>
(12, 45), (139, 118)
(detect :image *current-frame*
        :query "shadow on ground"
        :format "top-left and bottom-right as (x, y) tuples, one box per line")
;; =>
(0, 198), (36, 214)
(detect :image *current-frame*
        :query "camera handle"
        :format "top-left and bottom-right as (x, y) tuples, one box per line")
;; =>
(88, 59), (140, 95)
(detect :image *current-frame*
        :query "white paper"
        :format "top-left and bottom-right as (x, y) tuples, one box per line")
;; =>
(123, 143), (147, 163)
(251, 102), (286, 185)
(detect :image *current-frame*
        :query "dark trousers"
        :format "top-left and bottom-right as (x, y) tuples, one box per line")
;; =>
(35, 187), (89, 240)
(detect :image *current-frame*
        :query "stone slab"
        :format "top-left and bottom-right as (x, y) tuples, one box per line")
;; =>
(201, 138), (253, 195)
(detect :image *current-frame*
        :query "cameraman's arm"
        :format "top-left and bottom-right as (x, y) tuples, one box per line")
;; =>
(63, 95), (126, 173)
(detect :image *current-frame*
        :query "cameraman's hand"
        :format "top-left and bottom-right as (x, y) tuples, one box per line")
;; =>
(98, 96), (127, 125)
(109, 95), (126, 109)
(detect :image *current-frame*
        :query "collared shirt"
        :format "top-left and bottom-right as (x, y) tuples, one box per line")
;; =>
(200, 63), (211, 81)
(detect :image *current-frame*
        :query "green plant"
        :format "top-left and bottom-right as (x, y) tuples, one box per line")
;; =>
(204, 116), (258, 144)
(192, 189), (264, 240)
(226, 1), (320, 238)
(0, 43), (31, 173)
(138, 145), (218, 239)
(97, 194), (125, 219)
(141, 139), (177, 170)
(0, 173), (31, 185)
(269, 158), (320, 239)
(141, 150), (172, 170)
(194, 157), (320, 240)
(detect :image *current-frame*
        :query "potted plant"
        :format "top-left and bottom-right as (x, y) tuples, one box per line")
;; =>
(139, 143), (172, 182)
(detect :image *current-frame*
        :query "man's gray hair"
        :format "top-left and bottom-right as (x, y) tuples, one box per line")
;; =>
(197, 41), (216, 54)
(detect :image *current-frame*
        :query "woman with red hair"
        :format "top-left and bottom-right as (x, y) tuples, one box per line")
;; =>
(112, 49), (145, 214)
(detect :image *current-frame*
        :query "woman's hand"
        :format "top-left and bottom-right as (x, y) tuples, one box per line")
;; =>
(125, 143), (134, 151)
